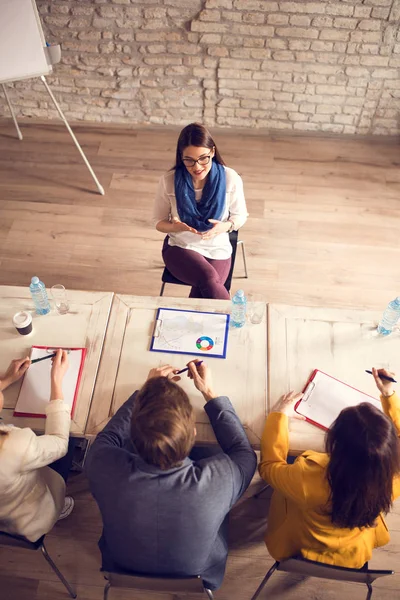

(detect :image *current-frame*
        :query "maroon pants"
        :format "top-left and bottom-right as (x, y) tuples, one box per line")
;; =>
(162, 237), (231, 300)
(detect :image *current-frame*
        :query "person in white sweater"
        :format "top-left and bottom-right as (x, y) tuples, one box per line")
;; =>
(153, 122), (248, 300)
(0, 349), (74, 542)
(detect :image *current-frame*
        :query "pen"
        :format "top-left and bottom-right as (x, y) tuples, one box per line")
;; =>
(31, 353), (56, 364)
(365, 370), (397, 383)
(176, 361), (203, 375)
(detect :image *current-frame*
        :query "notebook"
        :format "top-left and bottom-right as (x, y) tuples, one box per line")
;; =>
(150, 308), (230, 359)
(294, 369), (382, 431)
(14, 346), (87, 418)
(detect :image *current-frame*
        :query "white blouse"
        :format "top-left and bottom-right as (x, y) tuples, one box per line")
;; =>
(153, 166), (248, 260)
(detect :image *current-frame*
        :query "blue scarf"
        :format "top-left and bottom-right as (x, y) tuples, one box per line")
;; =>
(174, 161), (226, 232)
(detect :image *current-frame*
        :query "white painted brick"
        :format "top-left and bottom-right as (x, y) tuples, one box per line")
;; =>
(317, 104), (342, 114)
(289, 15), (311, 27)
(279, 2), (325, 14)
(299, 103), (316, 113)
(354, 6), (372, 18)
(293, 122), (320, 131)
(360, 55), (389, 66)
(233, 1), (279, 11)
(358, 19), (382, 31)
(206, 0), (233, 8)
(273, 91), (293, 101)
(273, 51), (295, 61)
(242, 12), (266, 24)
(288, 112), (308, 121)
(267, 14), (289, 25)
(350, 30), (383, 42)
(321, 123), (344, 132)
(371, 68), (398, 78)
(276, 27), (318, 39)
(289, 40), (311, 50)
(320, 29), (351, 42)
(311, 114), (333, 123)
(334, 114), (355, 124)
(333, 17), (358, 29)
(325, 4), (354, 17)
(311, 41), (334, 51)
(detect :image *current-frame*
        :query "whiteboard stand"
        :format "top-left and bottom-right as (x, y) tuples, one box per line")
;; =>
(1, 79), (105, 196)
(1, 0), (104, 195)
(40, 76), (104, 195)
(1, 83), (23, 140)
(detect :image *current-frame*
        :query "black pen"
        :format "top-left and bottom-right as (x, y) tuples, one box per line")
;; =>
(365, 370), (397, 383)
(31, 353), (56, 364)
(176, 361), (203, 375)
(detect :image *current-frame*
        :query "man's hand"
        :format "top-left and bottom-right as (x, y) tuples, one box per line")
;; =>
(372, 367), (396, 398)
(187, 360), (216, 402)
(200, 219), (231, 240)
(146, 365), (181, 382)
(271, 391), (305, 419)
(0, 357), (31, 391)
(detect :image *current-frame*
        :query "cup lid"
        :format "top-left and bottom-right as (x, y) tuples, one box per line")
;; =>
(13, 311), (32, 328)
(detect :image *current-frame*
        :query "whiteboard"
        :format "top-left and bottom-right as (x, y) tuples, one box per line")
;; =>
(0, 0), (52, 84)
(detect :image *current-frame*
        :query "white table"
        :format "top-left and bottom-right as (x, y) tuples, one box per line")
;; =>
(87, 295), (268, 446)
(0, 286), (113, 435)
(268, 304), (400, 454)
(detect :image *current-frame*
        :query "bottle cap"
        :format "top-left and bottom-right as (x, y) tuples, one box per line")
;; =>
(13, 311), (32, 328)
(31, 276), (39, 284)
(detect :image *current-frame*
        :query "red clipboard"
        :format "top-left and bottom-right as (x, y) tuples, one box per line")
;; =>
(13, 345), (87, 419)
(294, 369), (380, 431)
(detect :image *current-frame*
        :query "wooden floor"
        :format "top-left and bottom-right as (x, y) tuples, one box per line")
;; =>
(1, 121), (400, 599)
(0, 121), (399, 308)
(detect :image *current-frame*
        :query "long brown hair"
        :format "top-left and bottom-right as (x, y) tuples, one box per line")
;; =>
(326, 402), (400, 529)
(173, 122), (225, 170)
(131, 376), (195, 471)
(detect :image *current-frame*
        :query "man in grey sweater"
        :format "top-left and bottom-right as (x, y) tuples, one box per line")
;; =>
(86, 360), (257, 590)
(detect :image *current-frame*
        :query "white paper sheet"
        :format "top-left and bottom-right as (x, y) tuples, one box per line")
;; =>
(14, 347), (85, 417)
(150, 308), (230, 359)
(296, 370), (382, 430)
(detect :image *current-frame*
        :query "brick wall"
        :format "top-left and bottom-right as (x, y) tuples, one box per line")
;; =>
(1, 0), (399, 134)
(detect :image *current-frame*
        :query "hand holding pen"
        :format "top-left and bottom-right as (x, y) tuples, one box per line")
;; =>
(369, 367), (396, 398)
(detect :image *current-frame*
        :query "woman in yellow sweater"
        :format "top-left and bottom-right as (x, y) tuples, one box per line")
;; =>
(259, 367), (400, 567)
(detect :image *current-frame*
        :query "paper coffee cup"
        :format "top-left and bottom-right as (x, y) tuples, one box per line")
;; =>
(13, 311), (33, 336)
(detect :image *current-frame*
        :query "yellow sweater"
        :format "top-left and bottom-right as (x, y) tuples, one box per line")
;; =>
(259, 393), (400, 567)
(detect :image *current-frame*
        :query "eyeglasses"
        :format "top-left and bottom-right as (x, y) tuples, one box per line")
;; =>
(182, 154), (212, 168)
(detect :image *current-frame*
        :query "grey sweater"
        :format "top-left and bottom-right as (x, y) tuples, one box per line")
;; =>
(86, 393), (257, 590)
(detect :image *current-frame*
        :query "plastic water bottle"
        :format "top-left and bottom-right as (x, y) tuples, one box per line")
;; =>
(377, 296), (400, 336)
(29, 276), (51, 315)
(231, 289), (247, 328)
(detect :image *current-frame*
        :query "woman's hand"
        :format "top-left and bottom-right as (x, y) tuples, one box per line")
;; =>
(50, 349), (69, 401)
(271, 391), (305, 419)
(200, 219), (231, 240)
(0, 357), (31, 391)
(187, 360), (216, 402)
(372, 367), (396, 398)
(146, 365), (181, 382)
(171, 219), (199, 235)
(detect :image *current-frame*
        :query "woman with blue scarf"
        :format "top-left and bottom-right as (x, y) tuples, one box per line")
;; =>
(153, 123), (248, 300)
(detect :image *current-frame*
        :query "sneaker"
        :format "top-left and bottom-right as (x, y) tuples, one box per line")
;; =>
(58, 496), (74, 521)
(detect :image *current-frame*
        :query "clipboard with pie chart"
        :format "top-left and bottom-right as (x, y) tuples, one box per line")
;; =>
(150, 308), (230, 359)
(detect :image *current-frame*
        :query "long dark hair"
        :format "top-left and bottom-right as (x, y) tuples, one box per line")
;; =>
(173, 122), (225, 170)
(326, 402), (400, 529)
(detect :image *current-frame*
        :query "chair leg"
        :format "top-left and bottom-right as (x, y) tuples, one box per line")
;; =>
(160, 282), (165, 296)
(250, 562), (279, 600)
(40, 541), (77, 598)
(238, 240), (248, 278)
(204, 588), (214, 599)
(366, 583), (373, 600)
(104, 580), (111, 600)
(253, 484), (271, 499)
